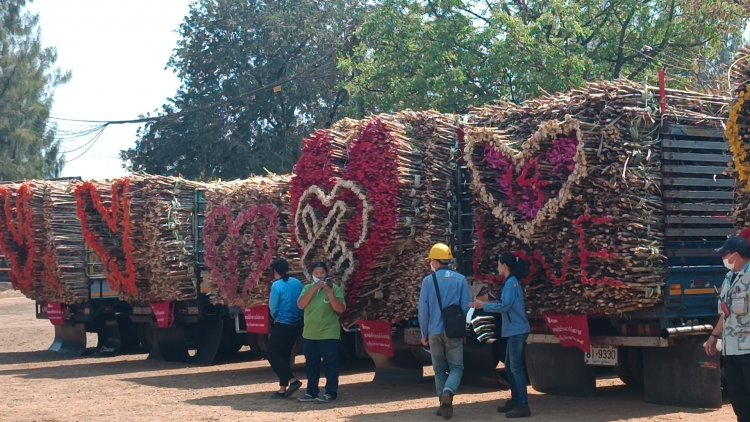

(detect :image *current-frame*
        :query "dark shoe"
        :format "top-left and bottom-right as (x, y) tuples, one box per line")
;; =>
(497, 400), (516, 413)
(316, 393), (336, 403)
(440, 391), (453, 420)
(270, 392), (286, 399)
(297, 393), (318, 403)
(435, 408), (442, 417)
(284, 380), (302, 398)
(506, 407), (531, 418)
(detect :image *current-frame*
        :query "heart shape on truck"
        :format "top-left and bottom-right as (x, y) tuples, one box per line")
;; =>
(203, 204), (279, 307)
(295, 180), (369, 287)
(464, 117), (587, 242)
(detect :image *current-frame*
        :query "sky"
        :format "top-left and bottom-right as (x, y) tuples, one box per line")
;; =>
(28, 0), (192, 180)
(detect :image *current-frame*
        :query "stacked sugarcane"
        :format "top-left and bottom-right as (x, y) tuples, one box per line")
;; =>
(467, 80), (685, 316)
(75, 174), (202, 302)
(291, 111), (460, 324)
(40, 181), (89, 303)
(203, 174), (300, 308)
(0, 180), (88, 303)
(131, 175), (203, 301)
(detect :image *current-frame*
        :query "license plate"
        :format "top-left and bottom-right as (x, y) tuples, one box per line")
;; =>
(584, 345), (618, 366)
(403, 327), (423, 346)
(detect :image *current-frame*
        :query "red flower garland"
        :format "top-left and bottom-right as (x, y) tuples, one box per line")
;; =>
(0, 184), (36, 293)
(474, 212), (624, 289)
(341, 119), (400, 314)
(290, 120), (401, 320)
(204, 204), (279, 306)
(74, 179), (138, 296)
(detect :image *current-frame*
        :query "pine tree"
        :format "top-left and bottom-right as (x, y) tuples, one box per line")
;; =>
(0, 0), (68, 181)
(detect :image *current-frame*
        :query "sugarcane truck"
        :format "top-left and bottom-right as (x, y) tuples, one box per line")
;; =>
(22, 121), (728, 404)
(363, 121), (729, 407)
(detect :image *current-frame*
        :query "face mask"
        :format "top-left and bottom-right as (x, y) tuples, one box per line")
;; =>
(723, 256), (734, 271)
(312, 276), (321, 283)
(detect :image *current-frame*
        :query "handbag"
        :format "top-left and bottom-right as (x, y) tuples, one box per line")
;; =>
(432, 273), (466, 339)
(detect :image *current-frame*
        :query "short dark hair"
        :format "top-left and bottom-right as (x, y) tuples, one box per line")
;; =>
(437, 259), (451, 266)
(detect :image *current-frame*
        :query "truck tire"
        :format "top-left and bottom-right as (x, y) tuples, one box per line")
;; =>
(616, 347), (644, 388)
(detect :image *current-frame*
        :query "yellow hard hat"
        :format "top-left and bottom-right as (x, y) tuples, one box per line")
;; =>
(428, 243), (453, 260)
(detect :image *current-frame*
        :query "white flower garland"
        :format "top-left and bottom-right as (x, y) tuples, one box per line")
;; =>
(294, 180), (371, 288)
(464, 117), (587, 243)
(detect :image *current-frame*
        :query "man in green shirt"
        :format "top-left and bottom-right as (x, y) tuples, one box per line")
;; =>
(297, 262), (346, 403)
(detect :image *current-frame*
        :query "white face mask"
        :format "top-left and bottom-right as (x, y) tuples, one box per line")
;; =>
(312, 276), (321, 283)
(723, 256), (735, 271)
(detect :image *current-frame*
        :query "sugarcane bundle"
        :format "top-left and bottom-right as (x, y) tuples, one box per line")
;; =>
(0, 180), (88, 303)
(291, 111), (460, 324)
(202, 174), (300, 308)
(41, 180), (89, 303)
(75, 174), (202, 302)
(467, 80), (671, 316)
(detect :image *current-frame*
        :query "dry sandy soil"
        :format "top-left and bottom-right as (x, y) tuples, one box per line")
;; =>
(0, 292), (738, 422)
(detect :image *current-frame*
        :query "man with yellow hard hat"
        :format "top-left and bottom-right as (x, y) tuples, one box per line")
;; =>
(418, 243), (471, 420)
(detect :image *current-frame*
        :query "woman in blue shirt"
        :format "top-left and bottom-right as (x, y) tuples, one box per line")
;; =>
(471, 253), (531, 419)
(267, 259), (304, 398)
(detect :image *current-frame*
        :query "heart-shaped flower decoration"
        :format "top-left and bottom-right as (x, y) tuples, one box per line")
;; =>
(295, 180), (369, 287)
(74, 179), (137, 296)
(203, 204), (280, 307)
(465, 117), (586, 241)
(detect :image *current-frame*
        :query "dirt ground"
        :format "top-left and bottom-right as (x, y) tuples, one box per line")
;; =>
(0, 292), (738, 422)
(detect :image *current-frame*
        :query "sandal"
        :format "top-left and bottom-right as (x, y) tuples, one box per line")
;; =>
(284, 380), (302, 398)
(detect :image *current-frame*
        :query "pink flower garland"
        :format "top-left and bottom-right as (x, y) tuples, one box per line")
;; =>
(482, 136), (578, 220)
(204, 204), (279, 306)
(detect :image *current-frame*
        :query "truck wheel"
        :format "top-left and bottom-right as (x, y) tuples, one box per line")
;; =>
(616, 347), (644, 388)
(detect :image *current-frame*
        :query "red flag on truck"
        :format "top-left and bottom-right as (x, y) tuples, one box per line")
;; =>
(544, 314), (591, 353)
(359, 320), (394, 357)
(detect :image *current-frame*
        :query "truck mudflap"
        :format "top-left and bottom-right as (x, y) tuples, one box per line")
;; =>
(148, 325), (190, 362)
(368, 325), (428, 383)
(48, 323), (87, 355)
(643, 336), (721, 408)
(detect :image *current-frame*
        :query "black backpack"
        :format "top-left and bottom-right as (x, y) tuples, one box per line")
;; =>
(432, 273), (466, 339)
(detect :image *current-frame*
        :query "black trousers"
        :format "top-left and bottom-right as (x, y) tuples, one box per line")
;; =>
(267, 322), (302, 387)
(725, 353), (750, 422)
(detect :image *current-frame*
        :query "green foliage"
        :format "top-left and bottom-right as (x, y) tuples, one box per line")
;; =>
(341, 0), (748, 113)
(125, 0), (747, 177)
(123, 0), (364, 180)
(0, 0), (68, 180)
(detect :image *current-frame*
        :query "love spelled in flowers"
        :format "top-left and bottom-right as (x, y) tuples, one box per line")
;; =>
(203, 204), (280, 306)
(0, 184), (36, 293)
(75, 179), (138, 296)
(473, 214), (625, 289)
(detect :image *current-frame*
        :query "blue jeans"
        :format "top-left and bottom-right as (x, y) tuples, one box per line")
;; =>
(303, 339), (340, 398)
(428, 333), (464, 398)
(505, 333), (529, 408)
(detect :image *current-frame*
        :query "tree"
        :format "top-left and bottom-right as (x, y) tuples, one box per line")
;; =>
(0, 0), (68, 180)
(123, 0), (365, 180)
(341, 0), (748, 114)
